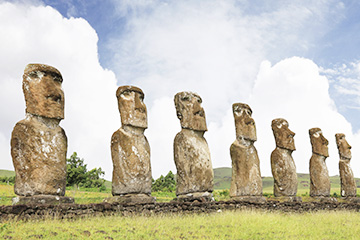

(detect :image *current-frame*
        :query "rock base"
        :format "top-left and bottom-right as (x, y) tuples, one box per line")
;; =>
(175, 191), (214, 202)
(231, 196), (267, 203)
(104, 193), (155, 204)
(273, 196), (302, 202)
(12, 195), (74, 205)
(310, 196), (338, 203)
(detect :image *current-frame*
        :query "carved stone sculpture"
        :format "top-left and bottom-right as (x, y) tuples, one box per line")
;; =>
(11, 64), (72, 204)
(173, 91), (214, 201)
(336, 133), (357, 198)
(270, 118), (298, 199)
(309, 128), (331, 197)
(109, 85), (154, 204)
(230, 103), (264, 202)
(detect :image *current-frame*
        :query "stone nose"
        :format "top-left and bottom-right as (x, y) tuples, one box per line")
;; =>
(244, 114), (254, 125)
(321, 135), (329, 145)
(135, 93), (145, 113)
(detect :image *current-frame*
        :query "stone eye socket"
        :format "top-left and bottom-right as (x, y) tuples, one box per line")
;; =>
(313, 132), (320, 138)
(181, 96), (190, 101)
(277, 124), (282, 129)
(29, 72), (38, 78)
(122, 90), (131, 96)
(139, 94), (144, 101)
(51, 73), (62, 83)
(197, 98), (202, 103)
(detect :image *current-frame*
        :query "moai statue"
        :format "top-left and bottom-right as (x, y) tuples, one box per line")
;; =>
(108, 85), (154, 204)
(336, 133), (357, 198)
(309, 128), (331, 198)
(11, 64), (73, 205)
(173, 91), (214, 201)
(230, 103), (265, 202)
(271, 118), (300, 201)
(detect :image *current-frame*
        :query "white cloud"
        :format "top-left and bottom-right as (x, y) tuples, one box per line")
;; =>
(0, 2), (118, 179)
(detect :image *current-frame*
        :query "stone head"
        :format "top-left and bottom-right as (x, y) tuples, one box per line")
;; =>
(22, 64), (64, 119)
(271, 118), (295, 151)
(116, 85), (147, 129)
(174, 91), (207, 131)
(335, 133), (351, 160)
(232, 103), (256, 142)
(309, 128), (329, 157)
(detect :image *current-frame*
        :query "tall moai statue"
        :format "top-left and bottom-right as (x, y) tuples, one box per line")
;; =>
(109, 86), (154, 204)
(271, 118), (300, 201)
(309, 128), (331, 197)
(173, 91), (214, 201)
(11, 64), (73, 205)
(230, 103), (265, 202)
(336, 133), (357, 198)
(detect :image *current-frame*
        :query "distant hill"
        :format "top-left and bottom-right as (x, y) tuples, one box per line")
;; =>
(214, 167), (360, 191)
(0, 170), (15, 178)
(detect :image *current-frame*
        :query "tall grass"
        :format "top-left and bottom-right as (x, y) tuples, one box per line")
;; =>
(1, 210), (360, 239)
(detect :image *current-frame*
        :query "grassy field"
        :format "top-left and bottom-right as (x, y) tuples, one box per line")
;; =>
(1, 210), (360, 239)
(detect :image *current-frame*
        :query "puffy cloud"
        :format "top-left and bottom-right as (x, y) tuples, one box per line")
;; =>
(0, 2), (118, 179)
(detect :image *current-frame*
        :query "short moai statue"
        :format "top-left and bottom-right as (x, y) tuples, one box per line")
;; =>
(271, 118), (300, 201)
(108, 86), (155, 204)
(173, 91), (214, 202)
(11, 64), (73, 205)
(336, 133), (357, 198)
(230, 103), (265, 202)
(309, 128), (332, 198)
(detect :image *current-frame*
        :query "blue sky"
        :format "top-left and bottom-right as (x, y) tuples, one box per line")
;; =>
(1, 0), (360, 179)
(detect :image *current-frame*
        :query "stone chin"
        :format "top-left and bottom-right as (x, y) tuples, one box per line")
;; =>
(277, 139), (296, 151)
(181, 117), (207, 132)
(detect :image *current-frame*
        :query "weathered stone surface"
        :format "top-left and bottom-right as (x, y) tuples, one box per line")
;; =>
(336, 133), (356, 197)
(230, 103), (262, 197)
(111, 86), (152, 196)
(309, 128), (330, 197)
(174, 92), (213, 197)
(270, 118), (297, 197)
(11, 64), (67, 197)
(104, 194), (155, 204)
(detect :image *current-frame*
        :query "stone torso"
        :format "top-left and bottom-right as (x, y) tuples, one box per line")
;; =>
(339, 159), (356, 197)
(230, 140), (262, 196)
(174, 129), (214, 196)
(271, 147), (297, 197)
(309, 154), (330, 197)
(11, 115), (67, 196)
(111, 127), (151, 195)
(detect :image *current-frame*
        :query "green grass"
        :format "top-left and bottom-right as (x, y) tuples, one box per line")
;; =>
(1, 210), (360, 239)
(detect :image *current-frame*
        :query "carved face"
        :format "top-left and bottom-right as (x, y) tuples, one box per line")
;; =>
(233, 103), (256, 142)
(23, 64), (64, 119)
(335, 133), (351, 160)
(309, 128), (329, 157)
(117, 86), (147, 129)
(174, 92), (207, 131)
(271, 118), (295, 151)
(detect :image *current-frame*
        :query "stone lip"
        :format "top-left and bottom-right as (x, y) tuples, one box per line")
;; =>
(230, 196), (267, 203)
(12, 195), (74, 205)
(3, 199), (360, 221)
(175, 191), (214, 202)
(104, 194), (155, 204)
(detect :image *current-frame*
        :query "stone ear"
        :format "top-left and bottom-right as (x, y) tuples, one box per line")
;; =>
(177, 111), (182, 120)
